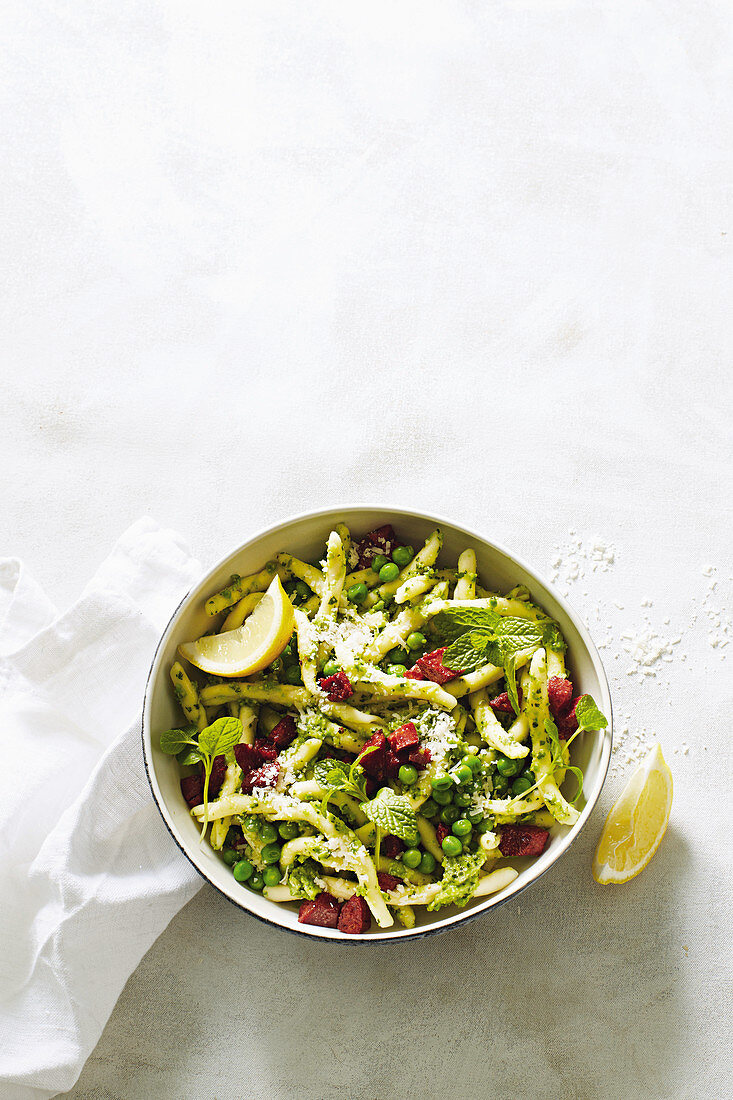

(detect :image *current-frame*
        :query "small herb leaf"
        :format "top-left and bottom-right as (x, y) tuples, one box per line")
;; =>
(441, 630), (493, 672)
(160, 727), (197, 755)
(504, 654), (520, 715)
(362, 790), (419, 845)
(574, 696), (608, 733)
(198, 716), (242, 757)
(313, 759), (350, 789)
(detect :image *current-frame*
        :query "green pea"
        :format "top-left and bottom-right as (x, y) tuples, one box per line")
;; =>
(371, 554), (390, 572)
(406, 631), (427, 651)
(278, 821), (300, 840)
(440, 805), (461, 825)
(282, 664), (302, 685)
(511, 775), (535, 796)
(432, 788), (453, 806)
(322, 659), (340, 676)
(392, 545), (414, 567)
(477, 817), (494, 833)
(419, 851), (437, 874)
(249, 873), (264, 891)
(222, 848), (238, 866)
(260, 822), (278, 843)
(263, 867), (281, 887)
(347, 581), (368, 604)
(461, 838), (472, 852)
(294, 580), (311, 601)
(387, 664), (407, 677)
(378, 562), (400, 583)
(420, 798), (438, 817)
(493, 775), (510, 797)
(402, 848), (422, 869)
(233, 859), (253, 882)
(468, 808), (485, 824)
(431, 774), (454, 792)
(463, 754), (482, 773)
(452, 818), (472, 837)
(387, 646), (410, 665)
(496, 754), (523, 777)
(454, 791), (473, 807)
(399, 764), (418, 786)
(261, 843), (282, 865)
(441, 835), (463, 857)
(454, 764), (474, 785)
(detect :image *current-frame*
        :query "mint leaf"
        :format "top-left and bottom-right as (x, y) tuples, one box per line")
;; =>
(313, 759), (350, 789)
(564, 766), (584, 804)
(495, 617), (544, 655)
(504, 654), (520, 715)
(177, 746), (204, 767)
(198, 716), (242, 757)
(432, 607), (500, 643)
(545, 715), (561, 760)
(574, 695), (608, 733)
(160, 727), (197, 755)
(441, 630), (494, 671)
(362, 791), (419, 845)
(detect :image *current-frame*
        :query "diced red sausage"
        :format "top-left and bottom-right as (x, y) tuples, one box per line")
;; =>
(389, 721), (419, 754)
(384, 750), (402, 779)
(415, 648), (464, 685)
(436, 823), (450, 845)
(180, 775), (204, 807)
(234, 743), (261, 772)
(381, 834), (405, 860)
(377, 872), (403, 891)
(404, 665), (425, 680)
(548, 676), (573, 718)
(557, 697), (581, 740)
(337, 894), (372, 934)
(358, 731), (387, 777)
(499, 824), (550, 858)
(268, 714), (298, 749)
(318, 671), (354, 701)
(407, 747), (431, 771)
(355, 524), (397, 568)
(253, 741), (278, 762)
(298, 891), (341, 929)
(489, 691), (516, 714)
(208, 754), (227, 798)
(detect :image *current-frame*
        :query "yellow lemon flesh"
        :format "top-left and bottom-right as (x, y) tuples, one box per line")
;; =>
(592, 743), (673, 885)
(178, 575), (295, 678)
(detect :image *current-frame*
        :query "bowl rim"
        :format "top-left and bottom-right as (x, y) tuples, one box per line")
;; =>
(142, 504), (613, 943)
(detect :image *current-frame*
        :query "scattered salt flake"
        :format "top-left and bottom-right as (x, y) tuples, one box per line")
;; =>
(701, 564), (715, 576)
(641, 598), (653, 607)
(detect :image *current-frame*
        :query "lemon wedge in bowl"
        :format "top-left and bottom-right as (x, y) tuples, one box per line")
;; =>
(178, 575), (294, 677)
(592, 743), (673, 885)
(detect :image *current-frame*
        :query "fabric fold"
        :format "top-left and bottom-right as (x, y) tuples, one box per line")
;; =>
(0, 520), (204, 1100)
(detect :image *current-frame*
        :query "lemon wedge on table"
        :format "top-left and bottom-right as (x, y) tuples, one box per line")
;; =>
(178, 575), (294, 677)
(592, 743), (673, 885)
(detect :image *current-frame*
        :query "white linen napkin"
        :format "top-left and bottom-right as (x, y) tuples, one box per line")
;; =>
(0, 519), (204, 1100)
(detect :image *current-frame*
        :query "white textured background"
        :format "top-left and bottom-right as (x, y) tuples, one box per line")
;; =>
(2, 2), (732, 1098)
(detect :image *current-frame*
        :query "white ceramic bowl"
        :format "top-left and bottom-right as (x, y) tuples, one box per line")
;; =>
(142, 506), (612, 942)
